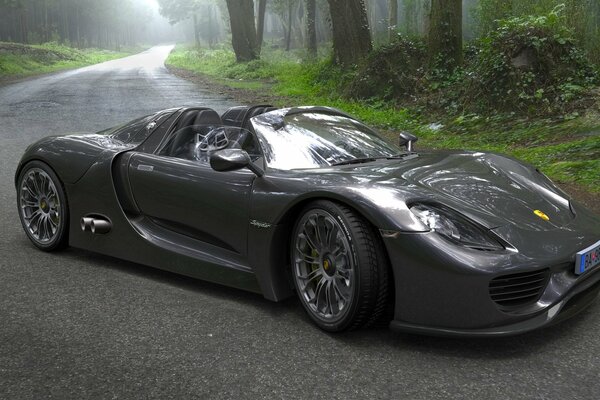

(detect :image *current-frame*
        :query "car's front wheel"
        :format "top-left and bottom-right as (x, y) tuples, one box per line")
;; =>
(17, 161), (69, 251)
(291, 200), (390, 332)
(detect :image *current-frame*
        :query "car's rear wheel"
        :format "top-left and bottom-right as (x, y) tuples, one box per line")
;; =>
(17, 161), (69, 251)
(291, 200), (390, 332)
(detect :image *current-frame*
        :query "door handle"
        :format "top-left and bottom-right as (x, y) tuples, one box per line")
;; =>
(137, 164), (154, 172)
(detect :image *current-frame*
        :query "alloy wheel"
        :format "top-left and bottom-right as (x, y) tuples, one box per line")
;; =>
(19, 168), (61, 244)
(293, 209), (355, 321)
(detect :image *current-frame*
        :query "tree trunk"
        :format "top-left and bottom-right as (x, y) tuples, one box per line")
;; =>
(76, 3), (81, 48)
(285, 1), (293, 51)
(403, 0), (416, 35)
(293, 1), (305, 48)
(207, 5), (215, 48)
(20, 7), (28, 44)
(44, 0), (49, 42)
(428, 0), (462, 69)
(256, 0), (267, 52)
(193, 13), (201, 47)
(306, 0), (317, 57)
(326, 0), (372, 67)
(388, 0), (398, 42)
(225, 0), (259, 62)
(61, 2), (69, 44)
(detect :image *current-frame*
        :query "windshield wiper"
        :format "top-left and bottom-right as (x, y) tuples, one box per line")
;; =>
(331, 153), (414, 166)
(330, 157), (379, 166)
(388, 152), (413, 158)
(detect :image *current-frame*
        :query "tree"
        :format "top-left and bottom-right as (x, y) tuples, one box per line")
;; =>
(157, 0), (202, 47)
(225, 0), (259, 61)
(305, 0), (317, 57)
(326, 0), (372, 67)
(388, 0), (397, 42)
(428, 0), (462, 69)
(403, 0), (416, 35)
(271, 0), (297, 51)
(256, 0), (267, 52)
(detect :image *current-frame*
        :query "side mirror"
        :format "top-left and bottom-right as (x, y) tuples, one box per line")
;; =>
(210, 149), (264, 177)
(399, 131), (418, 152)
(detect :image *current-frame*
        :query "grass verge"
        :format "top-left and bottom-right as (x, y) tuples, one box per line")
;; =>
(0, 42), (137, 81)
(166, 45), (600, 196)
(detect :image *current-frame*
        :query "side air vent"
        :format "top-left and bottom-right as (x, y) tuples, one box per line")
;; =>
(489, 269), (550, 308)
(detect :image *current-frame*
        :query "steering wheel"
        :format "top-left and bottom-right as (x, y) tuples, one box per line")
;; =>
(197, 128), (229, 152)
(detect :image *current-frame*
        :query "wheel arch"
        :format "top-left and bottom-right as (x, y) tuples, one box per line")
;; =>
(15, 135), (113, 188)
(273, 194), (387, 271)
(261, 193), (395, 315)
(15, 157), (63, 189)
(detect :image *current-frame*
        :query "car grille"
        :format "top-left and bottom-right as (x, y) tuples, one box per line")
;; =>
(489, 269), (550, 308)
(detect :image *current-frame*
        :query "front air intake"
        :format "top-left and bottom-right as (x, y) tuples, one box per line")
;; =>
(489, 269), (550, 308)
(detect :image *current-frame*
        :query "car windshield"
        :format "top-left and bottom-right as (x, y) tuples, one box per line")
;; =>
(252, 112), (403, 170)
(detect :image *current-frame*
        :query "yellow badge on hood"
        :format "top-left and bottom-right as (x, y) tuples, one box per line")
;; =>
(534, 209), (550, 221)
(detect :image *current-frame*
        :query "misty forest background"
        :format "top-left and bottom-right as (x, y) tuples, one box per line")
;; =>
(0, 0), (599, 198)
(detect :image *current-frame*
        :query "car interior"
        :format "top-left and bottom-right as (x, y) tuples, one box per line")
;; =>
(221, 105), (277, 156)
(157, 105), (278, 163)
(158, 108), (222, 159)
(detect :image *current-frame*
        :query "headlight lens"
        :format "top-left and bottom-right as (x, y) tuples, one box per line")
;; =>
(410, 204), (504, 251)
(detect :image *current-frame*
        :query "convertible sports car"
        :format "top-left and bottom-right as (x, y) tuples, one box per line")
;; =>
(15, 105), (600, 336)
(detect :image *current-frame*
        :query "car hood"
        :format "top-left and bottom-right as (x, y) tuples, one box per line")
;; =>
(335, 150), (576, 232)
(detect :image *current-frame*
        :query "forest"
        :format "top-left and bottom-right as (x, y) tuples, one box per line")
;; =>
(0, 0), (172, 48)
(3, 1), (599, 117)
(1, 0), (599, 195)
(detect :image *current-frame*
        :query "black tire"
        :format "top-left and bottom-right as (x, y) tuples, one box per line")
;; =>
(17, 160), (69, 251)
(290, 200), (390, 332)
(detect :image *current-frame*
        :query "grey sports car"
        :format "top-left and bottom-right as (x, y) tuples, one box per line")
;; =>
(15, 105), (600, 336)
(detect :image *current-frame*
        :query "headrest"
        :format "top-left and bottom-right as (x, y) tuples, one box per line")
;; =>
(176, 110), (198, 130)
(221, 106), (249, 127)
(221, 105), (277, 128)
(194, 109), (222, 126)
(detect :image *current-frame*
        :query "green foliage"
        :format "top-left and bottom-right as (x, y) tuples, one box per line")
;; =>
(166, 44), (424, 132)
(346, 36), (426, 101)
(465, 7), (597, 115)
(474, 0), (600, 64)
(512, 136), (600, 190)
(346, 8), (598, 117)
(167, 45), (299, 82)
(0, 42), (132, 77)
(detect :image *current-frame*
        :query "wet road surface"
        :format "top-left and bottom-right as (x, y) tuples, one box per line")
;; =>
(1, 46), (599, 399)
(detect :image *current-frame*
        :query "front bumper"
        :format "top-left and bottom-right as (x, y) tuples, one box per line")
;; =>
(381, 230), (600, 337)
(389, 272), (600, 337)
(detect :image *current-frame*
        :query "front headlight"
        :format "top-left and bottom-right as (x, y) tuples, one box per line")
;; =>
(410, 203), (504, 251)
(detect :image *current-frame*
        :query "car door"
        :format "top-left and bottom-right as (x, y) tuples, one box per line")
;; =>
(127, 152), (255, 256)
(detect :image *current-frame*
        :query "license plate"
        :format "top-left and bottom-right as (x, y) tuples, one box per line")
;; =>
(575, 240), (600, 275)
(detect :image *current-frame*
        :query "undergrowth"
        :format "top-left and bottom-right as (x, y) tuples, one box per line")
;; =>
(465, 6), (597, 115)
(0, 42), (134, 77)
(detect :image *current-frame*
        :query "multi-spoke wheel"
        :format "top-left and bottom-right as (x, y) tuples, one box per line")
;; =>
(291, 200), (390, 332)
(17, 161), (69, 251)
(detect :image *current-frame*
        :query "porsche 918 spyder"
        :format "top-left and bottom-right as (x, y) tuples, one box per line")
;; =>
(15, 105), (600, 336)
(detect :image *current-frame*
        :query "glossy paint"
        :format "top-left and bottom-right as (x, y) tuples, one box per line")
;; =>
(15, 106), (600, 336)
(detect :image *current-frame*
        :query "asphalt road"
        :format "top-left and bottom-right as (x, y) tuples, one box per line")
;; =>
(1, 46), (599, 400)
